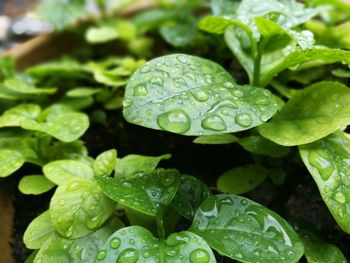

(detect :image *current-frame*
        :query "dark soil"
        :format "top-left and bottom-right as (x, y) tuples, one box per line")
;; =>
(12, 113), (350, 262)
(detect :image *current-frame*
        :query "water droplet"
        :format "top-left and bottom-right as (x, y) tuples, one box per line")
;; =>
(235, 113), (252, 127)
(150, 77), (163, 86)
(177, 55), (188, 64)
(110, 237), (121, 249)
(86, 213), (103, 229)
(122, 181), (132, 188)
(260, 114), (269, 122)
(192, 90), (209, 102)
(65, 226), (73, 238)
(333, 192), (346, 204)
(190, 248), (210, 263)
(89, 204), (96, 210)
(59, 199), (66, 206)
(123, 98), (132, 108)
(97, 250), (107, 260)
(200, 198), (219, 218)
(232, 89), (244, 97)
(140, 66), (151, 73)
(161, 173), (176, 186)
(157, 109), (191, 134)
(117, 248), (139, 263)
(167, 249), (177, 256)
(134, 85), (148, 96)
(224, 82), (235, 89)
(240, 199), (248, 206)
(201, 116), (226, 131)
(68, 182), (79, 191)
(308, 151), (334, 181)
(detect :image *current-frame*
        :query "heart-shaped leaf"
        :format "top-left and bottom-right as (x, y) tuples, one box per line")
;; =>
(96, 168), (181, 216)
(123, 54), (278, 135)
(96, 226), (216, 262)
(24, 211), (55, 249)
(0, 149), (25, 177)
(19, 175), (55, 195)
(259, 82), (350, 146)
(93, 149), (117, 177)
(299, 131), (350, 233)
(217, 165), (268, 194)
(33, 218), (123, 263)
(50, 177), (115, 239)
(190, 194), (304, 263)
(114, 154), (171, 177)
(43, 160), (94, 185)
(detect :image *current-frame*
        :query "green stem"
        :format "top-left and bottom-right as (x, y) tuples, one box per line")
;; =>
(253, 37), (269, 87)
(156, 210), (166, 240)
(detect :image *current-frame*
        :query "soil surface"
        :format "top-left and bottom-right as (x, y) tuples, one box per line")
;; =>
(11, 113), (350, 262)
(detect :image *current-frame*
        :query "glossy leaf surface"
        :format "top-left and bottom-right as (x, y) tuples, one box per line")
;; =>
(299, 131), (350, 233)
(0, 149), (25, 177)
(43, 160), (94, 185)
(239, 135), (290, 157)
(124, 54), (278, 135)
(217, 165), (268, 194)
(24, 211), (55, 249)
(96, 168), (181, 216)
(96, 226), (216, 262)
(19, 175), (55, 195)
(193, 134), (239, 145)
(50, 177), (115, 239)
(93, 149), (117, 177)
(259, 82), (350, 146)
(190, 195), (304, 262)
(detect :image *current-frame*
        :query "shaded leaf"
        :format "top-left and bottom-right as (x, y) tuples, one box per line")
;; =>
(19, 175), (55, 195)
(193, 134), (239, 144)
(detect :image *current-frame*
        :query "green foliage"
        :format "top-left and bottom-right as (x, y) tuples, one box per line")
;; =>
(18, 175), (55, 195)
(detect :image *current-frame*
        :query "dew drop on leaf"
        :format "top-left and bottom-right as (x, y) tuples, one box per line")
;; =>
(65, 226), (74, 238)
(59, 199), (66, 206)
(333, 192), (346, 204)
(134, 85), (148, 96)
(150, 77), (163, 86)
(157, 109), (191, 134)
(235, 113), (253, 127)
(192, 90), (209, 102)
(189, 248), (210, 263)
(96, 250), (107, 261)
(201, 115), (227, 131)
(308, 151), (335, 181)
(123, 98), (133, 108)
(117, 248), (139, 263)
(110, 237), (121, 249)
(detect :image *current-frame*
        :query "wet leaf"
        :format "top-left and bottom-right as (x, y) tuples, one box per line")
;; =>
(93, 149), (117, 177)
(299, 230), (347, 263)
(193, 134), (239, 144)
(66, 87), (101, 97)
(24, 211), (55, 249)
(259, 82), (350, 146)
(96, 226), (216, 262)
(43, 160), (93, 185)
(96, 168), (181, 216)
(19, 175), (55, 195)
(3, 79), (56, 95)
(124, 54), (278, 135)
(50, 177), (115, 239)
(299, 131), (350, 233)
(172, 175), (212, 220)
(190, 195), (304, 262)
(217, 165), (268, 194)
(239, 135), (290, 157)
(0, 104), (41, 127)
(33, 218), (123, 263)
(0, 149), (25, 177)
(114, 153), (171, 177)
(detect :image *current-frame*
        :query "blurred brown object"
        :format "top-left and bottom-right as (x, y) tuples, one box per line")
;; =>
(1, 0), (39, 17)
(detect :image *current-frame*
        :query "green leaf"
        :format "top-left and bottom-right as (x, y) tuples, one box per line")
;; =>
(25, 251), (38, 263)
(299, 131), (350, 233)
(43, 160), (94, 185)
(96, 168), (181, 216)
(0, 104), (41, 127)
(217, 165), (268, 194)
(160, 20), (197, 47)
(190, 195), (304, 262)
(259, 82), (350, 146)
(193, 134), (239, 144)
(210, 0), (240, 16)
(172, 175), (212, 220)
(50, 177), (115, 239)
(115, 153), (171, 177)
(35, 0), (88, 30)
(199, 16), (236, 34)
(4, 79), (57, 95)
(27, 58), (83, 77)
(19, 175), (55, 195)
(0, 149), (25, 177)
(93, 149), (117, 177)
(259, 47), (350, 87)
(86, 26), (120, 43)
(124, 54), (278, 135)
(239, 135), (290, 157)
(24, 211), (55, 249)
(299, 230), (347, 263)
(34, 218), (123, 263)
(96, 226), (216, 262)
(332, 68), (350, 78)
(66, 87), (101, 97)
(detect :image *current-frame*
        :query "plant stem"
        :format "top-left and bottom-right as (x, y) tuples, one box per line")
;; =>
(253, 38), (269, 87)
(156, 209), (166, 240)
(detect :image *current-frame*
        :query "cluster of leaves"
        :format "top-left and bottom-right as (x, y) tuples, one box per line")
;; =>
(1, 0), (350, 262)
